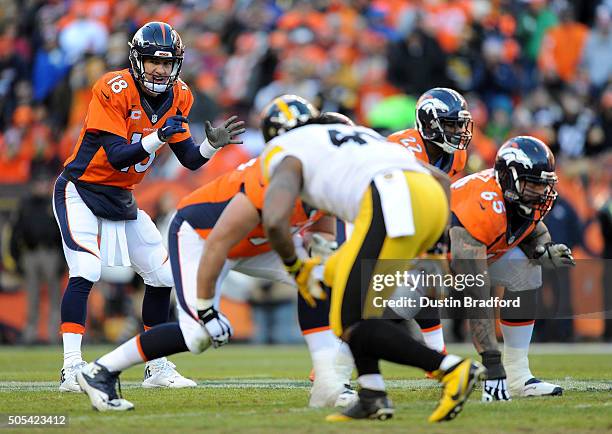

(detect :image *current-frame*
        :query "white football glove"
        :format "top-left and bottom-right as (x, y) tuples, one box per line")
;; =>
(198, 306), (233, 348)
(482, 378), (512, 402)
(307, 233), (338, 261)
(534, 243), (576, 269)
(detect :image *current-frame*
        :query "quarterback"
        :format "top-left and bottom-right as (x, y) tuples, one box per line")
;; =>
(450, 136), (575, 400)
(53, 22), (244, 392)
(260, 101), (486, 422)
(388, 87), (472, 353)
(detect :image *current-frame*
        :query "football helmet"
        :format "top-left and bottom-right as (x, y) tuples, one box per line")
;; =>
(318, 111), (355, 126)
(129, 21), (184, 94)
(495, 136), (558, 221)
(260, 94), (319, 142)
(415, 88), (473, 154)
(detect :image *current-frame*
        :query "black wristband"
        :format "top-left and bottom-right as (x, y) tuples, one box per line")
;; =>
(480, 350), (506, 379)
(282, 255), (298, 267)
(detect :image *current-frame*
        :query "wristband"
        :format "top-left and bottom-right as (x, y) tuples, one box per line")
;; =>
(142, 131), (165, 153)
(283, 256), (302, 274)
(199, 137), (218, 159)
(196, 298), (214, 311)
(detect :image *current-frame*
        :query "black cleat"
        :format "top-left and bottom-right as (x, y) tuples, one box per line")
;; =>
(326, 388), (394, 421)
(76, 362), (134, 411)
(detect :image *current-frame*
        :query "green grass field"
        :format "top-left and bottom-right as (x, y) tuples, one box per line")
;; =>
(0, 344), (611, 433)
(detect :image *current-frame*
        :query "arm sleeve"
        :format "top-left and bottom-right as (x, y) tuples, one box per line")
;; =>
(99, 132), (150, 170)
(169, 137), (209, 171)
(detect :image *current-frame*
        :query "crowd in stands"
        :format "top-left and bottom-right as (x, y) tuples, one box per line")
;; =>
(0, 0), (610, 343)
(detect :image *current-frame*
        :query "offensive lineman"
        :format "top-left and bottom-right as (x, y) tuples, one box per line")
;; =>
(387, 87), (472, 353)
(450, 136), (575, 400)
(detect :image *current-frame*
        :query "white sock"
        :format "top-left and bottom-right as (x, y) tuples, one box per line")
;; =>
(501, 322), (533, 349)
(421, 325), (446, 352)
(62, 333), (83, 367)
(303, 329), (338, 354)
(335, 342), (354, 384)
(439, 354), (462, 372)
(501, 322), (534, 391)
(97, 336), (145, 373)
(358, 374), (385, 391)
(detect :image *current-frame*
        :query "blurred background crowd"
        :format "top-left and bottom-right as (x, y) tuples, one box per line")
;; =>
(0, 0), (610, 346)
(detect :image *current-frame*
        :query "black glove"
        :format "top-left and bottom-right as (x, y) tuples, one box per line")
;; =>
(157, 115), (188, 142)
(205, 115), (246, 149)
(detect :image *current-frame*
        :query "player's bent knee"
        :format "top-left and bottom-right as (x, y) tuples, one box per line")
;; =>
(69, 252), (102, 283)
(141, 261), (174, 288)
(179, 316), (211, 354)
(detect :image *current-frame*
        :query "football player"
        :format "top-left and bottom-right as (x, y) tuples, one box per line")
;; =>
(260, 103), (486, 422)
(75, 99), (355, 411)
(53, 22), (245, 392)
(388, 87), (473, 353)
(450, 136), (575, 400)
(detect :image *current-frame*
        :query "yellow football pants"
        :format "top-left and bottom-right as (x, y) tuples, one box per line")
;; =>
(324, 171), (448, 337)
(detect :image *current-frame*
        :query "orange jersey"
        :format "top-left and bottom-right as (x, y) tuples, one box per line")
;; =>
(177, 157), (319, 258)
(64, 69), (194, 189)
(451, 169), (537, 262)
(387, 128), (466, 178)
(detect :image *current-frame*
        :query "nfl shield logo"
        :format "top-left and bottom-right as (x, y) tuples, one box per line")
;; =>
(152, 114), (158, 123)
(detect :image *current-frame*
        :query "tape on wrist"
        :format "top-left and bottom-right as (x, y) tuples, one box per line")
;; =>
(196, 298), (214, 311)
(142, 131), (165, 153)
(199, 138), (218, 159)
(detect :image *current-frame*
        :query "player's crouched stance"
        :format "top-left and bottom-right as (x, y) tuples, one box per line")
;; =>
(260, 108), (486, 422)
(76, 209), (233, 411)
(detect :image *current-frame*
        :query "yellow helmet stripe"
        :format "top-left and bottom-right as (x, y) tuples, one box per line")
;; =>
(274, 97), (294, 122)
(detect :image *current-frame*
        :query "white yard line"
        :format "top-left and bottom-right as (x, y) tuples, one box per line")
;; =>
(1, 378), (610, 392)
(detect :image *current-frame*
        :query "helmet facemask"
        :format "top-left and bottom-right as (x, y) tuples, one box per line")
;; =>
(128, 24), (184, 95)
(429, 111), (473, 153)
(416, 97), (473, 154)
(499, 167), (558, 221)
(130, 52), (183, 94)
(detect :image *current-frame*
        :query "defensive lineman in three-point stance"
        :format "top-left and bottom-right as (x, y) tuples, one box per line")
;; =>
(260, 106), (486, 422)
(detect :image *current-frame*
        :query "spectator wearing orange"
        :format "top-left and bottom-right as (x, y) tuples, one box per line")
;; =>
(538, 4), (589, 83)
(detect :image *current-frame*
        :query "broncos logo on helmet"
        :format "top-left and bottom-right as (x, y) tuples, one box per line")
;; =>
(415, 87), (473, 154)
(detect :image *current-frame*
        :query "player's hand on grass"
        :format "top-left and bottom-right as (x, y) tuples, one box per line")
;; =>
(158, 115), (188, 142)
(534, 243), (575, 269)
(205, 115), (246, 149)
(198, 305), (233, 348)
(482, 378), (512, 402)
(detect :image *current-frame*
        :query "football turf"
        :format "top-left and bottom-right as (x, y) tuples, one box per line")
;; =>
(0, 344), (610, 433)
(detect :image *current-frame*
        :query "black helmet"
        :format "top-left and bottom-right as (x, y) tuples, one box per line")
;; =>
(495, 136), (558, 221)
(260, 94), (319, 142)
(128, 21), (184, 94)
(415, 87), (473, 153)
(318, 111), (355, 126)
